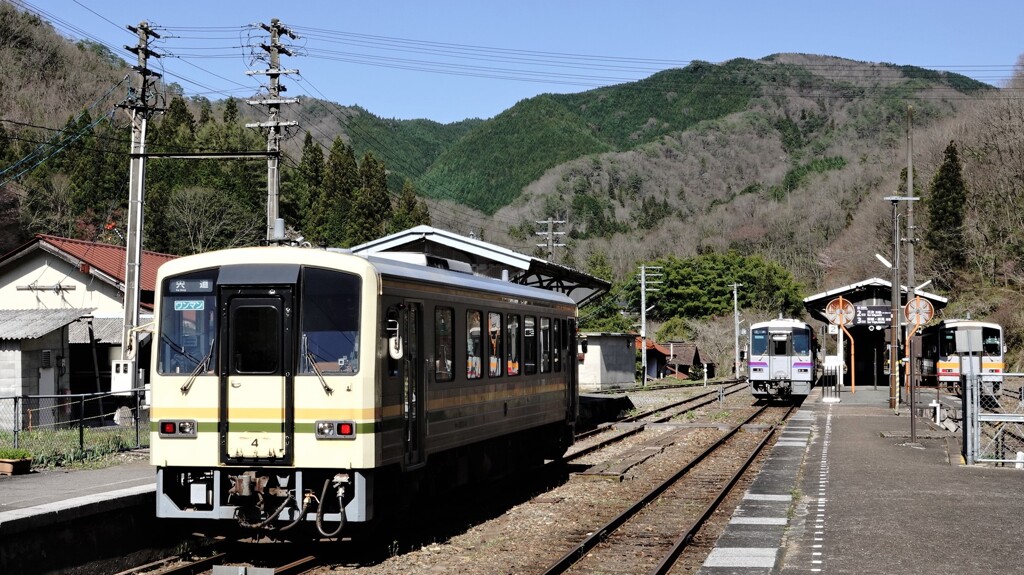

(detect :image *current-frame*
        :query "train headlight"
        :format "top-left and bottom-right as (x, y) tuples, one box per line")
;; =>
(316, 420), (356, 440)
(158, 419), (197, 438)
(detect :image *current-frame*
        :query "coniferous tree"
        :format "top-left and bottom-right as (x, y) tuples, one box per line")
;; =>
(222, 97), (239, 125)
(281, 132), (323, 232)
(308, 137), (357, 246)
(347, 152), (392, 245)
(391, 179), (431, 231)
(925, 141), (968, 277)
(195, 97), (213, 126)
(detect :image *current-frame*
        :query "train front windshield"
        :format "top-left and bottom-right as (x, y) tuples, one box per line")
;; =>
(159, 271), (218, 374)
(751, 328), (768, 355)
(939, 327), (1002, 355)
(791, 329), (811, 354)
(752, 327), (811, 356)
(158, 266), (363, 375)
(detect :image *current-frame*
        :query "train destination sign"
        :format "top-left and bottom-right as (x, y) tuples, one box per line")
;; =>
(855, 305), (892, 326)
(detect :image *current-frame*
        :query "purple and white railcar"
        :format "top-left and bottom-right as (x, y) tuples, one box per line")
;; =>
(748, 318), (818, 399)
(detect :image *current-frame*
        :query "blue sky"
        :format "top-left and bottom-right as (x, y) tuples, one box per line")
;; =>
(26, 0), (1024, 123)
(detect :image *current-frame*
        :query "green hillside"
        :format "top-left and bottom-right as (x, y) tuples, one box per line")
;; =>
(417, 95), (614, 211)
(404, 57), (989, 214)
(341, 109), (483, 192)
(415, 60), (769, 213)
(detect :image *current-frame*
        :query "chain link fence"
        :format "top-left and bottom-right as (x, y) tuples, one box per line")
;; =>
(965, 373), (1024, 466)
(0, 389), (149, 467)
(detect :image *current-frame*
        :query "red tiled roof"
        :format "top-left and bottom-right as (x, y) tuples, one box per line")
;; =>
(635, 336), (672, 357)
(35, 234), (176, 292)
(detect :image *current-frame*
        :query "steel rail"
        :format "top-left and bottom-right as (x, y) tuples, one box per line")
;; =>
(648, 405), (794, 575)
(574, 380), (746, 442)
(540, 403), (776, 575)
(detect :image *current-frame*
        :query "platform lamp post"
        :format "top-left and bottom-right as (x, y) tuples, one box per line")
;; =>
(732, 283), (742, 379)
(883, 195), (918, 411)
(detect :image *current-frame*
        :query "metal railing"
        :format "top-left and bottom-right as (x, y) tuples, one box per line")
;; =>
(0, 389), (149, 467)
(965, 373), (1024, 467)
(820, 366), (842, 403)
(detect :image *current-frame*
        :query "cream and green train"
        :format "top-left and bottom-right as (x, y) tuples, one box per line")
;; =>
(151, 246), (579, 536)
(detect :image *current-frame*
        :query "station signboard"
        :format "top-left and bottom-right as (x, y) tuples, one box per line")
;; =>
(854, 305), (892, 326)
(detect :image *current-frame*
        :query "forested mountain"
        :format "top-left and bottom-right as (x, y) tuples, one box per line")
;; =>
(3, 3), (1024, 369)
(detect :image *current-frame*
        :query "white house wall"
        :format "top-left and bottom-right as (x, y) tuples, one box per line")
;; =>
(0, 253), (123, 312)
(579, 335), (636, 391)
(0, 329), (69, 430)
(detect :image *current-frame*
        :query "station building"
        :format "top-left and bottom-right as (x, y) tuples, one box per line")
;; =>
(803, 277), (948, 391)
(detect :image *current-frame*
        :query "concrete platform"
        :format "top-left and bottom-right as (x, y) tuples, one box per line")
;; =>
(701, 386), (1023, 574)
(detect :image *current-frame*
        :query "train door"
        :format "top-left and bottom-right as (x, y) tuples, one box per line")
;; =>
(768, 330), (792, 379)
(401, 301), (426, 468)
(566, 318), (579, 423)
(220, 288), (294, 465)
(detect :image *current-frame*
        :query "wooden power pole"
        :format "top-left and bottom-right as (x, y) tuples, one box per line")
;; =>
(119, 21), (161, 364)
(247, 19), (299, 241)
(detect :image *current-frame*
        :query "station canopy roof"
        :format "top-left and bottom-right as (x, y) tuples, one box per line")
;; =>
(350, 225), (610, 307)
(803, 277), (948, 325)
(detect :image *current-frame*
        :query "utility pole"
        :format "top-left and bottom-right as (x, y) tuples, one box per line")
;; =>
(888, 197), (901, 411)
(247, 19), (299, 241)
(906, 106), (915, 305)
(535, 216), (566, 260)
(905, 106), (917, 427)
(884, 195), (918, 410)
(639, 265), (662, 385)
(119, 21), (161, 364)
(731, 283), (742, 378)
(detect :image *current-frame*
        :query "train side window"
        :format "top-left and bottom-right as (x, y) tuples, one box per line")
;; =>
(540, 317), (552, 373)
(524, 316), (537, 375)
(507, 313), (520, 376)
(467, 310), (482, 379)
(435, 307), (454, 382)
(488, 312), (503, 377)
(387, 306), (400, 377)
(552, 319), (562, 372)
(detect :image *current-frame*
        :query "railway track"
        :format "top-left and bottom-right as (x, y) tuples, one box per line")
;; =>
(116, 383), (769, 575)
(542, 403), (794, 575)
(568, 380), (748, 462)
(114, 547), (323, 575)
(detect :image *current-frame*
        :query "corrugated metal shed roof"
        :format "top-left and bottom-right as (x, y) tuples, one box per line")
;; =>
(67, 317), (123, 344)
(0, 308), (95, 340)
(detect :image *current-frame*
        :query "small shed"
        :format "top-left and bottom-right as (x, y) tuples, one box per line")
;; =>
(637, 337), (672, 382)
(578, 332), (636, 391)
(664, 341), (715, 379)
